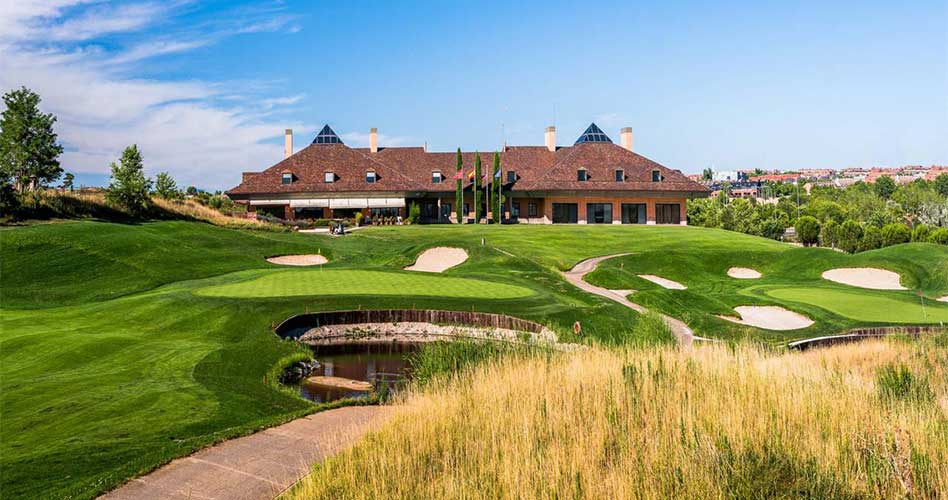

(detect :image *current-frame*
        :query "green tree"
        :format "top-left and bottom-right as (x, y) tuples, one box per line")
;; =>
(0, 87), (64, 192)
(455, 148), (463, 224)
(935, 173), (948, 197)
(794, 215), (820, 246)
(837, 219), (864, 254)
(154, 171), (180, 200)
(186, 185), (198, 196)
(820, 219), (839, 248)
(873, 176), (896, 200)
(106, 145), (152, 214)
(473, 152), (482, 223)
(702, 167), (712, 181)
(759, 218), (785, 240)
(61, 172), (75, 191)
(492, 151), (501, 223)
(860, 225), (883, 251)
(880, 223), (910, 247)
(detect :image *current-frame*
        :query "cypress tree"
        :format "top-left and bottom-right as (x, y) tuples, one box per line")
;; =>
(474, 152), (482, 223)
(455, 148), (463, 224)
(492, 152), (501, 223)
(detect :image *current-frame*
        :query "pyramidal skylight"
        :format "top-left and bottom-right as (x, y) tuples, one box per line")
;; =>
(574, 123), (612, 144)
(313, 124), (344, 145)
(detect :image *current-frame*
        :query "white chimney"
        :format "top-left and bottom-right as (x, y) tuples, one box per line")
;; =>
(284, 129), (293, 159)
(369, 127), (378, 153)
(544, 126), (556, 152)
(620, 127), (633, 151)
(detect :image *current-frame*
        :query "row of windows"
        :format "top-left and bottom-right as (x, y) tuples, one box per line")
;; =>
(577, 169), (662, 182)
(283, 169), (663, 185)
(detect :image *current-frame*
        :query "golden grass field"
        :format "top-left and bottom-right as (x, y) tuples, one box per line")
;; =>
(289, 338), (947, 499)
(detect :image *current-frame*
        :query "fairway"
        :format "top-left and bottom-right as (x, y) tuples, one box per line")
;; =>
(766, 287), (948, 323)
(196, 269), (535, 299)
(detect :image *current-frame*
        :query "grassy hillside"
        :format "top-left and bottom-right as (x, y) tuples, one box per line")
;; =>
(290, 337), (948, 499)
(2, 220), (946, 498)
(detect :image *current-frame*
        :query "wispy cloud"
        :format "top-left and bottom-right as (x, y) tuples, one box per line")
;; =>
(0, 0), (306, 189)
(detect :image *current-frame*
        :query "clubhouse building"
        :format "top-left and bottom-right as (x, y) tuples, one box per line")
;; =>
(227, 123), (709, 224)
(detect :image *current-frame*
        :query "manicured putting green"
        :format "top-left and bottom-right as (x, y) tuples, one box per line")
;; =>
(766, 288), (948, 323)
(196, 269), (534, 299)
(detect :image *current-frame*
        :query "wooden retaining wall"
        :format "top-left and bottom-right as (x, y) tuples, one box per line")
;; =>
(788, 325), (946, 350)
(275, 309), (546, 339)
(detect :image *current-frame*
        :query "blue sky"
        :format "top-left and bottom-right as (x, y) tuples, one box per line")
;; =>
(2, 0), (945, 190)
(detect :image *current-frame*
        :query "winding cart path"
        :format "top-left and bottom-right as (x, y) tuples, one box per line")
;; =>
(99, 405), (392, 500)
(562, 253), (705, 346)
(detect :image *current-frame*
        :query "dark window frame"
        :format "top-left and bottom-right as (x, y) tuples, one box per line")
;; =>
(324, 172), (335, 183)
(527, 202), (538, 217)
(577, 169), (588, 182)
(506, 170), (516, 183)
(615, 169), (624, 182)
(431, 171), (444, 184)
(365, 170), (377, 183)
(651, 169), (662, 182)
(281, 173), (293, 185)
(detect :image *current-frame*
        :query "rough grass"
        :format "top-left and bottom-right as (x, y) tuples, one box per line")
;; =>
(3, 221), (947, 498)
(195, 269), (535, 299)
(289, 337), (948, 499)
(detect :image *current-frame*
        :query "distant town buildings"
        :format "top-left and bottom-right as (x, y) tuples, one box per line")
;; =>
(694, 165), (947, 201)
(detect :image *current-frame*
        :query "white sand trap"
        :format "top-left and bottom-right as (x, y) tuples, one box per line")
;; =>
(266, 254), (328, 266)
(405, 247), (469, 273)
(938, 296), (948, 303)
(638, 275), (687, 290)
(821, 268), (906, 290)
(727, 267), (762, 279)
(718, 306), (814, 331)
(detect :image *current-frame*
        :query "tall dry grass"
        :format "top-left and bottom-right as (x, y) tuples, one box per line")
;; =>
(289, 338), (947, 499)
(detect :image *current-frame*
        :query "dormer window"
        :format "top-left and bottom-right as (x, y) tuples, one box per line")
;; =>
(281, 172), (293, 185)
(431, 171), (444, 184)
(507, 170), (516, 183)
(651, 169), (662, 182)
(577, 168), (588, 182)
(324, 172), (335, 183)
(615, 169), (624, 182)
(366, 170), (377, 183)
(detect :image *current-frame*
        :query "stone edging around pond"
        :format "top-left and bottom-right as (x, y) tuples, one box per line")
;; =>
(787, 325), (945, 350)
(297, 322), (570, 349)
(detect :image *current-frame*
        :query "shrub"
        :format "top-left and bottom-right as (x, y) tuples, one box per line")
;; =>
(860, 225), (883, 251)
(880, 223), (910, 247)
(837, 219), (864, 253)
(759, 218), (785, 240)
(911, 224), (931, 242)
(930, 228), (948, 245)
(407, 202), (420, 224)
(794, 216), (820, 246)
(819, 219), (839, 248)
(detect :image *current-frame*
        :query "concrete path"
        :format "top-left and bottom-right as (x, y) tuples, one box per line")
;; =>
(100, 405), (393, 500)
(562, 253), (706, 346)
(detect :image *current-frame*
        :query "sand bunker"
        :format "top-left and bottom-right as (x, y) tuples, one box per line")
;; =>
(266, 254), (328, 266)
(405, 247), (468, 273)
(638, 275), (686, 290)
(727, 267), (762, 279)
(821, 268), (906, 290)
(718, 306), (814, 330)
(938, 296), (948, 303)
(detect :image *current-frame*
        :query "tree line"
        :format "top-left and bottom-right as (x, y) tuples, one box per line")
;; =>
(688, 175), (948, 252)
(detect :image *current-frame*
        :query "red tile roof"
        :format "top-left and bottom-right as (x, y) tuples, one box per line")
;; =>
(227, 140), (709, 197)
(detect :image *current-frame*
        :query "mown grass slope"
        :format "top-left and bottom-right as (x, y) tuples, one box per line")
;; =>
(2, 221), (946, 498)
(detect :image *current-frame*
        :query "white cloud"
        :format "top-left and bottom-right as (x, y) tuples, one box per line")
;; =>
(0, 0), (307, 189)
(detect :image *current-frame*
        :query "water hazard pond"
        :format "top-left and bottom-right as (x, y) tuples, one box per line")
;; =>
(290, 342), (422, 403)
